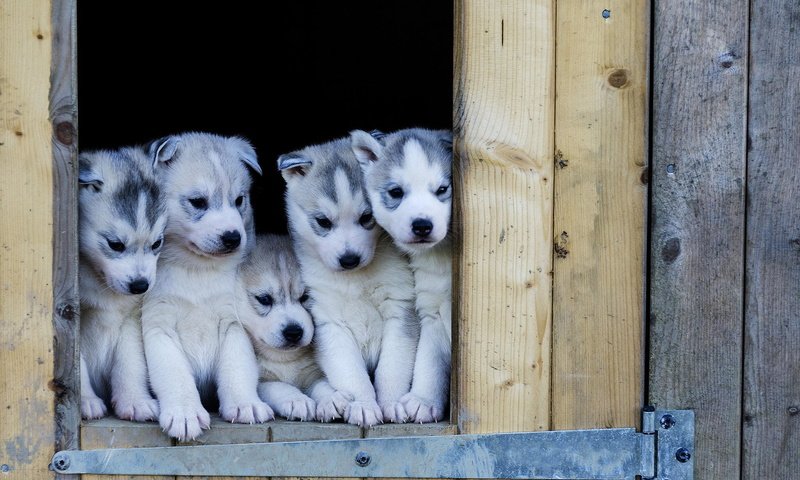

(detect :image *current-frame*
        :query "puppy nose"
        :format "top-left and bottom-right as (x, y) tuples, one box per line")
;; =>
(339, 253), (361, 270)
(128, 278), (149, 294)
(220, 230), (241, 249)
(411, 218), (433, 237)
(282, 324), (304, 344)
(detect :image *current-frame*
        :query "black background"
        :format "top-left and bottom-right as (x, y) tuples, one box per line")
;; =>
(78, 2), (453, 233)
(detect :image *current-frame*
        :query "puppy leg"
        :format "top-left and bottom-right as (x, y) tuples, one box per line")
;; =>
(80, 354), (107, 420)
(110, 315), (158, 421)
(401, 316), (450, 423)
(217, 322), (273, 424)
(315, 322), (382, 427)
(373, 309), (418, 423)
(257, 381), (315, 421)
(308, 378), (350, 422)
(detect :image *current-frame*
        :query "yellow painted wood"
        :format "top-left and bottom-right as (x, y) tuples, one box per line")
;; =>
(552, 0), (649, 429)
(454, 0), (555, 434)
(0, 0), (57, 478)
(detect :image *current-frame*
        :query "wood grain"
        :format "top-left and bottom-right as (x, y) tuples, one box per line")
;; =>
(648, 1), (748, 478)
(82, 418), (173, 480)
(453, 0), (555, 434)
(744, 0), (800, 476)
(552, 0), (649, 430)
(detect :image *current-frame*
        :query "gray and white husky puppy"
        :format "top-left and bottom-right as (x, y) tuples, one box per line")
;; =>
(142, 133), (271, 441)
(238, 234), (341, 421)
(278, 137), (418, 427)
(78, 146), (165, 421)
(351, 128), (453, 423)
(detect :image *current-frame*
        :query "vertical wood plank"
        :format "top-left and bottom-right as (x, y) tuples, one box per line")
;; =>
(552, 0), (649, 430)
(744, 1), (800, 476)
(649, 2), (748, 478)
(0, 0), (57, 477)
(453, 0), (554, 434)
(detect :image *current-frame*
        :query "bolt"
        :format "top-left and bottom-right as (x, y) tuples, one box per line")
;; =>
(52, 454), (70, 472)
(355, 451), (371, 467)
(660, 414), (675, 429)
(1, 464), (10, 473)
(675, 448), (691, 463)
(666, 163), (676, 174)
(602, 9), (611, 19)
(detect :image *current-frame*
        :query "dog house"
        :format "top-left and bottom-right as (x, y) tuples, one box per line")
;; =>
(1, 1), (797, 478)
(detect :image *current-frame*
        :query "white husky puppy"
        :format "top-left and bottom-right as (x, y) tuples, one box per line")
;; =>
(351, 128), (453, 423)
(142, 132), (271, 441)
(278, 137), (418, 426)
(78, 146), (165, 421)
(238, 234), (341, 421)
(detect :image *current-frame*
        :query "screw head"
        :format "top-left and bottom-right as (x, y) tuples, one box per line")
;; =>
(602, 9), (611, 19)
(660, 414), (675, 429)
(52, 454), (70, 472)
(1, 464), (10, 473)
(676, 447), (692, 463)
(355, 451), (371, 467)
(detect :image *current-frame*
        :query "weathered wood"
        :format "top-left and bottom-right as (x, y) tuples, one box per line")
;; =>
(82, 418), (173, 480)
(0, 0), (57, 477)
(552, 0), (649, 430)
(744, 1), (800, 476)
(649, 1), (748, 478)
(453, 0), (555, 435)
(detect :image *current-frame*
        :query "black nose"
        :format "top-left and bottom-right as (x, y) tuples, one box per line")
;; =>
(220, 230), (241, 249)
(339, 253), (361, 270)
(282, 324), (304, 344)
(128, 278), (149, 294)
(411, 218), (433, 237)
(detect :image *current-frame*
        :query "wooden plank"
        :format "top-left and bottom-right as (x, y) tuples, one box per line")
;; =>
(453, 0), (555, 435)
(744, 1), (800, 476)
(81, 419), (173, 480)
(180, 418), (267, 480)
(0, 0), (57, 477)
(552, 0), (649, 430)
(648, 1), (748, 478)
(271, 421), (361, 480)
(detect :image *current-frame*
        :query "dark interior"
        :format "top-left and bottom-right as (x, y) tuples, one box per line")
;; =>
(78, 2), (453, 233)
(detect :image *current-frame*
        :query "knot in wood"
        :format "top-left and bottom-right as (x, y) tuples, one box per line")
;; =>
(607, 69), (629, 89)
(55, 121), (75, 145)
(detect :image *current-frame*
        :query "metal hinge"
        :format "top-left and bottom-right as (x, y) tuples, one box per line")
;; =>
(51, 408), (693, 479)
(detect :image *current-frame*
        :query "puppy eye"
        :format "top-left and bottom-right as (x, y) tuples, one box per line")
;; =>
(359, 212), (374, 228)
(299, 291), (310, 303)
(151, 238), (163, 250)
(189, 197), (208, 210)
(107, 239), (125, 252)
(255, 294), (273, 307)
(388, 187), (404, 199)
(316, 217), (333, 229)
(235, 195), (244, 207)
(436, 185), (450, 195)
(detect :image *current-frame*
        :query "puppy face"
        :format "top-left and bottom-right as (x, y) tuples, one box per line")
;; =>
(351, 129), (453, 254)
(152, 133), (262, 260)
(278, 137), (380, 272)
(239, 235), (314, 351)
(79, 148), (167, 295)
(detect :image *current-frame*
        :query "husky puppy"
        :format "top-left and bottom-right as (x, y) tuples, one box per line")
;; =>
(278, 137), (418, 427)
(142, 133), (271, 441)
(238, 234), (342, 421)
(78, 147), (165, 421)
(351, 128), (453, 423)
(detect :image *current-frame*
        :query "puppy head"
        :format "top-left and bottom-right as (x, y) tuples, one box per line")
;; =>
(278, 137), (380, 272)
(351, 128), (452, 254)
(79, 148), (167, 295)
(151, 133), (262, 261)
(238, 235), (314, 351)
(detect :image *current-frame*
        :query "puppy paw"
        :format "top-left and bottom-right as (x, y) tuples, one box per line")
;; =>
(112, 395), (159, 422)
(159, 404), (211, 441)
(275, 394), (316, 421)
(81, 395), (108, 420)
(380, 400), (409, 424)
(400, 392), (444, 423)
(315, 390), (352, 422)
(220, 400), (274, 424)
(344, 400), (383, 427)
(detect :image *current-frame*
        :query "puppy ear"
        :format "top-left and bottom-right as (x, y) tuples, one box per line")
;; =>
(350, 129), (384, 168)
(436, 130), (453, 150)
(78, 154), (103, 192)
(148, 136), (180, 168)
(277, 153), (312, 179)
(229, 136), (262, 176)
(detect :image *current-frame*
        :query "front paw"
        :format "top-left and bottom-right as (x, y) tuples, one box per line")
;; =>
(380, 400), (409, 424)
(219, 399), (274, 424)
(344, 400), (383, 427)
(315, 390), (352, 422)
(400, 392), (444, 423)
(112, 394), (159, 422)
(81, 395), (108, 420)
(274, 394), (316, 421)
(159, 404), (211, 441)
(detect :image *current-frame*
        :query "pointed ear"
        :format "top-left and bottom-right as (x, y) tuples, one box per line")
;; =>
(78, 154), (103, 191)
(229, 136), (262, 176)
(436, 130), (453, 150)
(148, 136), (180, 168)
(277, 153), (312, 179)
(350, 129), (384, 168)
